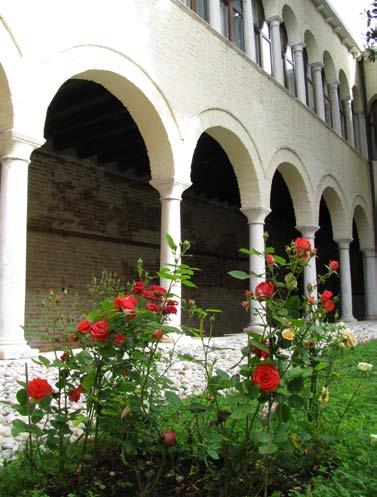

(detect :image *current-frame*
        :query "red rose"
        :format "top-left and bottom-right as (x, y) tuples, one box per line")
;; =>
(133, 281), (145, 294)
(252, 364), (280, 393)
(152, 328), (164, 341)
(27, 378), (53, 401)
(162, 429), (176, 447)
(309, 296), (315, 305)
(146, 285), (167, 301)
(142, 290), (154, 299)
(329, 260), (339, 271)
(265, 254), (275, 265)
(122, 369), (129, 377)
(294, 237), (312, 259)
(255, 281), (275, 299)
(114, 334), (126, 346)
(145, 302), (160, 312)
(60, 351), (69, 362)
(323, 300), (335, 312)
(251, 344), (270, 359)
(77, 319), (91, 334)
(90, 320), (110, 341)
(163, 300), (178, 315)
(320, 290), (333, 303)
(68, 384), (83, 402)
(245, 289), (253, 298)
(114, 295), (138, 313)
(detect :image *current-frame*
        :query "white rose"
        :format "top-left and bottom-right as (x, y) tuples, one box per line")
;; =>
(357, 362), (373, 372)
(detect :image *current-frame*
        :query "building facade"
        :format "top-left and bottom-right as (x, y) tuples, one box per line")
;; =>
(0, 0), (376, 358)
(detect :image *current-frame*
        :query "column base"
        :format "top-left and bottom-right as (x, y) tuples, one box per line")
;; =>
(364, 315), (377, 321)
(340, 316), (358, 324)
(0, 341), (39, 360)
(243, 323), (265, 334)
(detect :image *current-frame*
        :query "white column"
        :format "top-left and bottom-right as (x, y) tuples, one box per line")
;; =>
(208, 0), (222, 33)
(362, 249), (377, 319)
(243, 0), (256, 61)
(296, 225), (319, 299)
(241, 207), (270, 331)
(311, 62), (326, 121)
(267, 16), (284, 86)
(328, 81), (342, 135)
(0, 132), (42, 359)
(357, 112), (369, 159)
(150, 177), (191, 328)
(343, 97), (355, 147)
(292, 43), (306, 104)
(336, 239), (356, 322)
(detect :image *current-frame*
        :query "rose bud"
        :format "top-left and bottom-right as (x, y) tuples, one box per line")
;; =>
(152, 328), (164, 341)
(329, 260), (339, 271)
(265, 254), (275, 265)
(162, 429), (176, 447)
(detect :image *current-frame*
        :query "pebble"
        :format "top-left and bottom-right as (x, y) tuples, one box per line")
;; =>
(0, 320), (376, 461)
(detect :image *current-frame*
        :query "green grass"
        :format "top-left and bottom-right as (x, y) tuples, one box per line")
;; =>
(293, 339), (377, 497)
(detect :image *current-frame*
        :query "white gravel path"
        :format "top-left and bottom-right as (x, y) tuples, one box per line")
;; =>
(1, 320), (376, 463)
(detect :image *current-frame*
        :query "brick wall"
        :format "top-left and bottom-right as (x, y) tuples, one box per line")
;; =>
(26, 149), (252, 348)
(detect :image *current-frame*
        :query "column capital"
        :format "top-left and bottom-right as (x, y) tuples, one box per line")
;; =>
(241, 206), (271, 224)
(335, 238), (352, 249)
(362, 248), (376, 258)
(0, 130), (44, 162)
(292, 42), (305, 53)
(266, 15), (283, 26)
(296, 225), (320, 238)
(311, 62), (324, 72)
(150, 177), (192, 200)
(327, 80), (339, 92)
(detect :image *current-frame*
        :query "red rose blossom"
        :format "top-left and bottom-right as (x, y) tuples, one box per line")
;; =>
(90, 320), (110, 341)
(145, 302), (160, 312)
(265, 254), (275, 265)
(60, 351), (69, 362)
(77, 319), (91, 334)
(329, 260), (339, 271)
(320, 290), (333, 303)
(114, 295), (138, 313)
(133, 281), (145, 294)
(252, 364), (280, 393)
(294, 237), (312, 259)
(309, 296), (315, 305)
(162, 429), (176, 447)
(146, 285), (167, 301)
(255, 281), (275, 299)
(163, 300), (178, 315)
(323, 300), (335, 312)
(114, 334), (126, 346)
(68, 384), (83, 402)
(27, 378), (53, 401)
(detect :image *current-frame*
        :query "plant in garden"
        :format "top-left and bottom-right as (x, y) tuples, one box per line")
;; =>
(6, 235), (198, 496)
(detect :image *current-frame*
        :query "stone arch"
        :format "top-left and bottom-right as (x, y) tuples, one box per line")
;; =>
(304, 29), (320, 62)
(185, 108), (265, 208)
(351, 196), (374, 249)
(282, 4), (300, 44)
(315, 175), (349, 240)
(267, 147), (314, 226)
(29, 45), (182, 180)
(338, 69), (350, 100)
(323, 50), (336, 82)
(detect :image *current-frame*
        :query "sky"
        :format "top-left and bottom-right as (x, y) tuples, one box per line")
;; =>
(328, 0), (372, 48)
